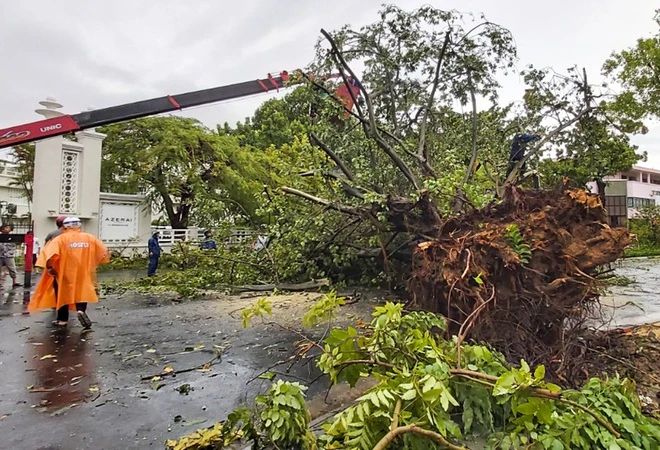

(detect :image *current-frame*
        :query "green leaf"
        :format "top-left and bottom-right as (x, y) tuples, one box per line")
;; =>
(516, 402), (538, 415)
(493, 371), (516, 397)
(401, 389), (417, 401)
(534, 365), (546, 381)
(422, 376), (436, 393)
(520, 359), (530, 373)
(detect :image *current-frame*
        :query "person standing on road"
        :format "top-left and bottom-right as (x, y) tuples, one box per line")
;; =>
(148, 231), (162, 277)
(45, 216), (67, 245)
(29, 216), (110, 328)
(200, 230), (217, 250)
(0, 224), (21, 288)
(43, 216), (67, 301)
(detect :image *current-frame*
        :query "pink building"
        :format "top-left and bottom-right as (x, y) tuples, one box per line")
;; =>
(588, 166), (660, 226)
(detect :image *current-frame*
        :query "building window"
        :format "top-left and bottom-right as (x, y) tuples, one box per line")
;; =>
(627, 197), (655, 208)
(604, 196), (627, 218)
(60, 150), (79, 214)
(642, 173), (649, 183)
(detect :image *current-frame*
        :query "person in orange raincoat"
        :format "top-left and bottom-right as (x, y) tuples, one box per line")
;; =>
(29, 216), (110, 328)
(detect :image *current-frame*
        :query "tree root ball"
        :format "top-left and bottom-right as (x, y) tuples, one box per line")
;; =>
(409, 186), (631, 378)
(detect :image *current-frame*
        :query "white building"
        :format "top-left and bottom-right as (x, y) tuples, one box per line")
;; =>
(589, 166), (660, 226)
(0, 158), (31, 230)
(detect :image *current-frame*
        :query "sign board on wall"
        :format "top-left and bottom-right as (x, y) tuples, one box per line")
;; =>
(99, 202), (139, 242)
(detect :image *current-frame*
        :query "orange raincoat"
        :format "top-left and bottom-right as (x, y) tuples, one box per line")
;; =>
(28, 229), (110, 312)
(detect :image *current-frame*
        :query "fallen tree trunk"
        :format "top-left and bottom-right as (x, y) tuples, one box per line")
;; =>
(231, 278), (331, 293)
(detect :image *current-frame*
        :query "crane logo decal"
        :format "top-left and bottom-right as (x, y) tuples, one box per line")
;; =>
(0, 130), (30, 145)
(40, 123), (63, 133)
(0, 116), (80, 148)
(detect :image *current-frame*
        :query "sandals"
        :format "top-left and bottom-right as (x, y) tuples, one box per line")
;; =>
(51, 320), (67, 328)
(77, 311), (93, 329)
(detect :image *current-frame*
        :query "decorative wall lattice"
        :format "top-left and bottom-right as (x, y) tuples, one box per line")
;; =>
(60, 150), (79, 214)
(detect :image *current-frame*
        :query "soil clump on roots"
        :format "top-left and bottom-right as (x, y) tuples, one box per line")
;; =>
(579, 323), (660, 418)
(409, 186), (631, 380)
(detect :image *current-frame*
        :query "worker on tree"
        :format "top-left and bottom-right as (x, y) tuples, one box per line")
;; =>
(148, 231), (162, 277)
(29, 216), (110, 328)
(506, 134), (540, 181)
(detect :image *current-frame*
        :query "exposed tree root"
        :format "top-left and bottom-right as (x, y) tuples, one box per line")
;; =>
(408, 186), (631, 379)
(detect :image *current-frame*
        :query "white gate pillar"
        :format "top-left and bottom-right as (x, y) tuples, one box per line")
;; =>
(33, 98), (65, 243)
(76, 128), (105, 236)
(32, 99), (105, 242)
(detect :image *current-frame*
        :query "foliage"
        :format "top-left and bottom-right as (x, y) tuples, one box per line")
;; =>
(169, 300), (660, 449)
(165, 408), (256, 450)
(624, 245), (660, 258)
(518, 66), (644, 191)
(302, 290), (346, 329)
(603, 10), (660, 124)
(219, 86), (315, 150)
(7, 143), (35, 207)
(241, 297), (272, 328)
(309, 5), (517, 193)
(99, 117), (270, 228)
(256, 380), (316, 449)
(101, 242), (269, 298)
(630, 205), (660, 247)
(504, 224), (532, 263)
(602, 275), (636, 287)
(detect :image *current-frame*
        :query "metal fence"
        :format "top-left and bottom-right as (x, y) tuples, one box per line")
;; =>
(150, 227), (256, 247)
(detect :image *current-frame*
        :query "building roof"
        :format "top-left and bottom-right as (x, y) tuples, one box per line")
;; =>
(631, 166), (660, 175)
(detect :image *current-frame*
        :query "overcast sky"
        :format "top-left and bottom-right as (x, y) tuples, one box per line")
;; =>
(1, 1), (659, 166)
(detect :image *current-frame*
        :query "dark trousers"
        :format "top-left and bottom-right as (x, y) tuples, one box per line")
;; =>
(57, 302), (87, 322)
(148, 255), (159, 277)
(53, 277), (87, 322)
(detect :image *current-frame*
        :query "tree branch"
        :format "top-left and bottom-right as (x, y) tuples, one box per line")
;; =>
(281, 186), (362, 216)
(417, 32), (450, 167)
(372, 424), (469, 450)
(320, 28), (421, 190)
(303, 73), (433, 178)
(463, 70), (479, 184)
(333, 360), (620, 438)
(309, 132), (355, 181)
(300, 169), (366, 199)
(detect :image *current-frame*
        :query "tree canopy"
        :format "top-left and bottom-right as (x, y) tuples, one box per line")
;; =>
(92, 4), (652, 284)
(100, 117), (271, 228)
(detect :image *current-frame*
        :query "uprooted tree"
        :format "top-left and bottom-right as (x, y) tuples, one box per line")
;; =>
(264, 5), (641, 377)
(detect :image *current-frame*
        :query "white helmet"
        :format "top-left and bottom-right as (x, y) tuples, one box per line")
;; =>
(63, 216), (82, 229)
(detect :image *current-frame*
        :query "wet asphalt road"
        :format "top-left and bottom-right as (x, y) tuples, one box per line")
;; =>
(600, 257), (660, 328)
(0, 259), (656, 450)
(0, 273), (377, 450)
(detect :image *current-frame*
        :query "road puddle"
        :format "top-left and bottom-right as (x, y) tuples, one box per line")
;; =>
(0, 289), (30, 316)
(27, 328), (97, 412)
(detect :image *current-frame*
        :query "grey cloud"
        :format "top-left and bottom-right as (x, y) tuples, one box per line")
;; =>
(2, 0), (660, 170)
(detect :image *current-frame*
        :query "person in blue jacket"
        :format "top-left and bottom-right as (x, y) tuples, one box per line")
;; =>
(200, 230), (217, 251)
(148, 231), (162, 277)
(506, 134), (540, 180)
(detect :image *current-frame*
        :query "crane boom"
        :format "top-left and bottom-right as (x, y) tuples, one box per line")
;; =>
(0, 71), (294, 149)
